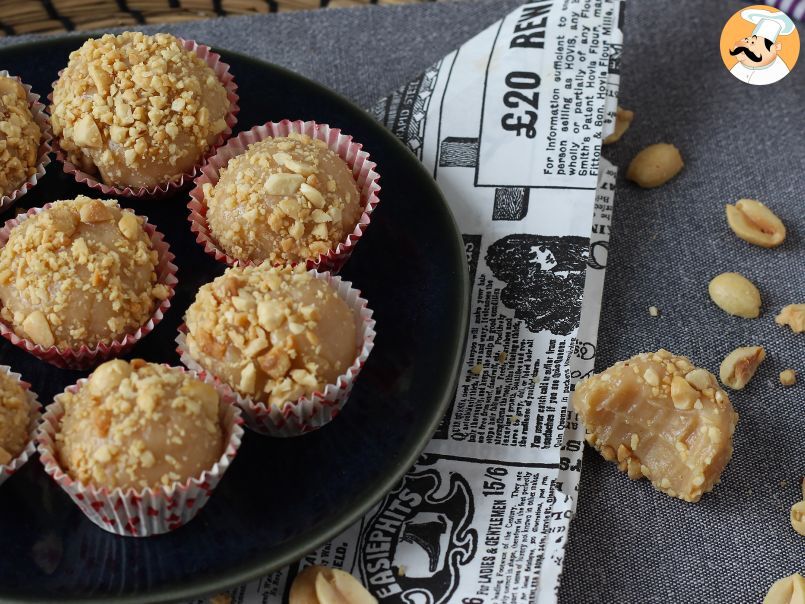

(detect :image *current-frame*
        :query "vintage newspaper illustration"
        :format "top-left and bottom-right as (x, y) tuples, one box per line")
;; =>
(217, 0), (624, 602)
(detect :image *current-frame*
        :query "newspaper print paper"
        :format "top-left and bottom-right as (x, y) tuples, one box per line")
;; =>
(212, 1), (623, 602)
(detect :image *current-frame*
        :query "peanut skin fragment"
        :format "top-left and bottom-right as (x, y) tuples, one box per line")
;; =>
(571, 349), (738, 503)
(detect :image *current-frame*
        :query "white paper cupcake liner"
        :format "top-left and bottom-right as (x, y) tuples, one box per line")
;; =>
(188, 119), (381, 273)
(50, 37), (239, 198)
(177, 270), (376, 437)
(36, 368), (244, 537)
(0, 71), (52, 213)
(0, 365), (42, 488)
(0, 204), (178, 370)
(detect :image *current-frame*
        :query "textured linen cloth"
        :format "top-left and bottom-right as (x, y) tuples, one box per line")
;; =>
(0, 1), (801, 603)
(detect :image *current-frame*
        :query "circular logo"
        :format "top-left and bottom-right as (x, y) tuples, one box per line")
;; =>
(720, 4), (800, 85)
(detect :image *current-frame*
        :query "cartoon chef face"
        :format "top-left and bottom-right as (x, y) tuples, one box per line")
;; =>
(730, 34), (781, 67)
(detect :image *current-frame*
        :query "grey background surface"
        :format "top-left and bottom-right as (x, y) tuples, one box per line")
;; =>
(0, 1), (802, 602)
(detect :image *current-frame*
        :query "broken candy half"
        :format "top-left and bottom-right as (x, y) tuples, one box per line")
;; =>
(571, 349), (738, 502)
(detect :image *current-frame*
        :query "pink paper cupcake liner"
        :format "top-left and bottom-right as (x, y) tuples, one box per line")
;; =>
(36, 368), (244, 537)
(0, 365), (42, 488)
(50, 37), (239, 198)
(0, 204), (178, 370)
(188, 119), (381, 273)
(177, 270), (376, 437)
(0, 70), (52, 213)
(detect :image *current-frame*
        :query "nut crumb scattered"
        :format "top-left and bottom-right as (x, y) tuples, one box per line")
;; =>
(648, 306), (660, 317)
(780, 369), (797, 387)
(470, 364), (483, 375)
(498, 351), (508, 364)
(208, 594), (232, 604)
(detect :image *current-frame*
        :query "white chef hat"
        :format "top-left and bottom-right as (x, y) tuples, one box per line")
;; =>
(740, 8), (796, 43)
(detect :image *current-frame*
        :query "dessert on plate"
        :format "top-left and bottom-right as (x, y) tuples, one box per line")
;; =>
(50, 31), (232, 191)
(0, 196), (172, 355)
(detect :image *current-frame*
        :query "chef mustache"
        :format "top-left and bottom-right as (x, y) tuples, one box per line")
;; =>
(730, 45), (763, 62)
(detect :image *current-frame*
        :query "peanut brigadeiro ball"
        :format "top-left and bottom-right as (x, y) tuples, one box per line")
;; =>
(0, 371), (31, 466)
(185, 265), (357, 407)
(50, 32), (229, 189)
(56, 359), (223, 490)
(0, 196), (169, 350)
(0, 75), (41, 197)
(205, 133), (362, 265)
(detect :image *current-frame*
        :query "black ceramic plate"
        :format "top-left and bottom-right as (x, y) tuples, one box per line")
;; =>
(0, 37), (469, 603)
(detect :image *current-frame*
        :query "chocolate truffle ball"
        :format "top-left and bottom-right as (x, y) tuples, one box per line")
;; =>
(0, 75), (41, 197)
(185, 265), (357, 407)
(0, 371), (31, 466)
(51, 32), (229, 189)
(205, 133), (362, 265)
(0, 196), (169, 349)
(56, 359), (224, 490)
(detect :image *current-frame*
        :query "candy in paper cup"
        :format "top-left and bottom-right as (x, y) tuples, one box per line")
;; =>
(0, 204), (178, 370)
(36, 368), (244, 537)
(50, 37), (239, 198)
(0, 70), (52, 213)
(0, 365), (42, 488)
(188, 119), (381, 273)
(177, 270), (376, 437)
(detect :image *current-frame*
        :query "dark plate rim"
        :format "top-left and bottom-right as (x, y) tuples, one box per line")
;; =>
(0, 35), (471, 604)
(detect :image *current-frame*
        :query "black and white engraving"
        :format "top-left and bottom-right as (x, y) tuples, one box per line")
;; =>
(485, 234), (589, 336)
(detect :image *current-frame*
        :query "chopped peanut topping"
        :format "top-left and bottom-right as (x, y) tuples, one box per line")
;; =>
(776, 304), (805, 334)
(56, 359), (223, 490)
(0, 196), (163, 349)
(0, 370), (30, 465)
(205, 133), (362, 265)
(50, 32), (229, 188)
(185, 265), (357, 408)
(572, 349), (738, 502)
(0, 75), (41, 197)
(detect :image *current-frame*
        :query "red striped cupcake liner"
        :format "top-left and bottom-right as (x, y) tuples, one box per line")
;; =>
(188, 119), (381, 273)
(36, 367), (244, 537)
(0, 203), (178, 370)
(0, 365), (42, 488)
(0, 70), (52, 214)
(177, 270), (376, 437)
(50, 37), (239, 198)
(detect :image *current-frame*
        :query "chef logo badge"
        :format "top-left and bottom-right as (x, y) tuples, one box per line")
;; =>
(720, 5), (800, 85)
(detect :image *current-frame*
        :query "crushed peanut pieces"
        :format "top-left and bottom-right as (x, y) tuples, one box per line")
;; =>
(780, 369), (797, 387)
(56, 359), (223, 490)
(764, 574), (805, 604)
(572, 349), (738, 503)
(776, 304), (805, 333)
(289, 565), (377, 604)
(0, 75), (41, 197)
(185, 265), (357, 408)
(0, 371), (30, 466)
(205, 133), (362, 265)
(602, 106), (633, 145)
(50, 32), (229, 188)
(719, 346), (765, 390)
(0, 196), (163, 349)
(648, 305), (660, 317)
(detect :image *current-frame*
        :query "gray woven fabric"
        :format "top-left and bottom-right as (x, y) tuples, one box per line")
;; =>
(0, 1), (801, 602)
(561, 2), (804, 603)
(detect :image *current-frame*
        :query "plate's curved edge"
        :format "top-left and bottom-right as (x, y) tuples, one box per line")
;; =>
(0, 36), (472, 604)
